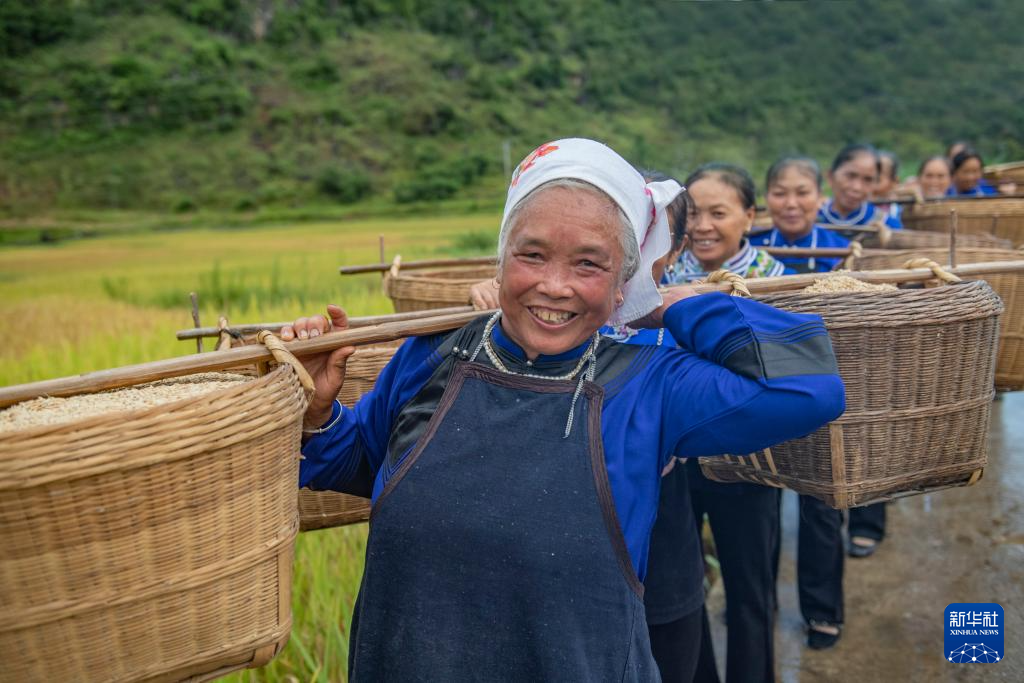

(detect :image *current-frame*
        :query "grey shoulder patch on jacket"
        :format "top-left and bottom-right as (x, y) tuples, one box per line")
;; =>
(722, 335), (839, 380)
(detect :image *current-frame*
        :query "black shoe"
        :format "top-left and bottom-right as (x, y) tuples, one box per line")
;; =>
(807, 625), (842, 650)
(847, 537), (879, 558)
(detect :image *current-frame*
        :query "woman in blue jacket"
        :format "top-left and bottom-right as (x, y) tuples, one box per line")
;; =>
(750, 156), (849, 274)
(947, 147), (998, 197)
(286, 138), (844, 682)
(818, 144), (902, 231)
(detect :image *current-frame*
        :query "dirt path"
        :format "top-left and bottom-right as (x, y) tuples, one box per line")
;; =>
(706, 391), (1022, 682)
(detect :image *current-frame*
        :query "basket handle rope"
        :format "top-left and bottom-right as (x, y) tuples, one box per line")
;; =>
(257, 331), (316, 392)
(875, 222), (892, 248)
(701, 270), (751, 297)
(842, 241), (863, 270)
(902, 258), (962, 285)
(215, 316), (233, 351)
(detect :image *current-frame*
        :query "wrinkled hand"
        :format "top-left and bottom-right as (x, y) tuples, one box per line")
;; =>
(469, 278), (500, 311)
(630, 286), (699, 329)
(280, 304), (355, 429)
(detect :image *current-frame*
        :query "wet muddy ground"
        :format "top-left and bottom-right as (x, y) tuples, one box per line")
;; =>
(706, 391), (1022, 682)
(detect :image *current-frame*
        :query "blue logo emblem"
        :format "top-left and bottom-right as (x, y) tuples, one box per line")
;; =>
(945, 603), (1003, 663)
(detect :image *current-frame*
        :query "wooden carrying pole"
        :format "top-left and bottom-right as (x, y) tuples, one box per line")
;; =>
(340, 247), (853, 275)
(340, 255), (496, 275)
(762, 247), (852, 258)
(4, 260), (1023, 409)
(175, 306), (475, 341)
(749, 224), (879, 238)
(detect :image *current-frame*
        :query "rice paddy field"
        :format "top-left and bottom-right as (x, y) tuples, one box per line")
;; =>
(0, 211), (501, 682)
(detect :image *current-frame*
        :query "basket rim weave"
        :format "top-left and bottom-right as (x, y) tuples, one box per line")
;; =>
(752, 279), (1003, 328)
(0, 364), (307, 489)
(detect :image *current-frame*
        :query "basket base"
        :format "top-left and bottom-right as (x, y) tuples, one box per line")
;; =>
(699, 462), (985, 509)
(138, 629), (291, 683)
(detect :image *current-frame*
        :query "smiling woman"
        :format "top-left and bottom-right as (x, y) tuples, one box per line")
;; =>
(281, 138), (845, 681)
(818, 143), (903, 230)
(497, 181), (634, 358)
(669, 162), (786, 282)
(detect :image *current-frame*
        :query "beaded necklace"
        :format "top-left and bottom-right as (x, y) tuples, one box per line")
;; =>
(468, 311), (600, 438)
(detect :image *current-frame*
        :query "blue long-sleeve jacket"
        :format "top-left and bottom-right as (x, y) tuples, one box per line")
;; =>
(301, 293), (845, 580)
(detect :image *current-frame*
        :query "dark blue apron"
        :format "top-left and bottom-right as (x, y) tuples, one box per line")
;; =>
(348, 361), (658, 682)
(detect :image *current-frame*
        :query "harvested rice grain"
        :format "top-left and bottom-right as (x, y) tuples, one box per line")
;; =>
(803, 275), (899, 294)
(0, 373), (252, 431)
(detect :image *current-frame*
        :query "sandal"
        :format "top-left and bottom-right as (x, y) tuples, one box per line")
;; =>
(847, 536), (879, 558)
(807, 621), (842, 650)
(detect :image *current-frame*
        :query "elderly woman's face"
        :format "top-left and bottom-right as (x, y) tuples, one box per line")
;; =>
(828, 152), (878, 214)
(499, 187), (624, 360)
(920, 159), (952, 198)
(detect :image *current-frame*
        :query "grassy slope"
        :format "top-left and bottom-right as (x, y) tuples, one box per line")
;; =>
(4, 1), (1022, 220)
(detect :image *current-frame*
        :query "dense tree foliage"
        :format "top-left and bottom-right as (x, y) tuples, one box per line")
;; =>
(1, 0), (1021, 211)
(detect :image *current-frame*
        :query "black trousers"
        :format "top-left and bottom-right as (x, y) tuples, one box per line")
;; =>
(690, 477), (781, 683)
(797, 494), (844, 625)
(848, 502), (887, 541)
(648, 606), (706, 683)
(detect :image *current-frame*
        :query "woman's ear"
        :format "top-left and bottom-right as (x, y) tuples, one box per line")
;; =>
(744, 205), (756, 230)
(666, 237), (687, 266)
(615, 288), (625, 308)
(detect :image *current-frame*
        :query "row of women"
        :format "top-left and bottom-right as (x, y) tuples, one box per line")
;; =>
(281, 138), (914, 682)
(897, 142), (1014, 201)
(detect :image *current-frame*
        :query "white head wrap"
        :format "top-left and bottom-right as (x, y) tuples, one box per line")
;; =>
(498, 138), (683, 326)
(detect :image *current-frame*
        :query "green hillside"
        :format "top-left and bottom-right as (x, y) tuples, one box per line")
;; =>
(2, 0), (1022, 215)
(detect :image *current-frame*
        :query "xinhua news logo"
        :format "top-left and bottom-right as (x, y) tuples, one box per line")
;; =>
(945, 603), (1003, 664)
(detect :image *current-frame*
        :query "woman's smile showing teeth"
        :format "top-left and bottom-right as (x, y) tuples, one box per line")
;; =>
(529, 306), (576, 325)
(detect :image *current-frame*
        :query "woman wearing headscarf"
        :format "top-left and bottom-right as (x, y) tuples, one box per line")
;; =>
(669, 163), (787, 683)
(474, 170), (707, 683)
(749, 156), (849, 274)
(286, 139), (845, 681)
(818, 144), (903, 231)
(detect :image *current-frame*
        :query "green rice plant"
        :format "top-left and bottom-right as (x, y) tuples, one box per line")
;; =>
(447, 228), (497, 256)
(0, 211), (500, 682)
(224, 527), (369, 683)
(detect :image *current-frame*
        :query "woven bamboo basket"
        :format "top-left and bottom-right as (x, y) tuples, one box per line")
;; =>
(221, 332), (398, 531)
(297, 342), (401, 531)
(853, 248), (1024, 391)
(384, 264), (496, 312)
(984, 160), (1024, 185)
(699, 279), (1002, 508)
(0, 364), (307, 682)
(861, 227), (1011, 250)
(902, 198), (1024, 247)
(753, 208), (772, 229)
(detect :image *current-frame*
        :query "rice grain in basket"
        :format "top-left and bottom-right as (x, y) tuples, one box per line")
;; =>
(0, 364), (306, 682)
